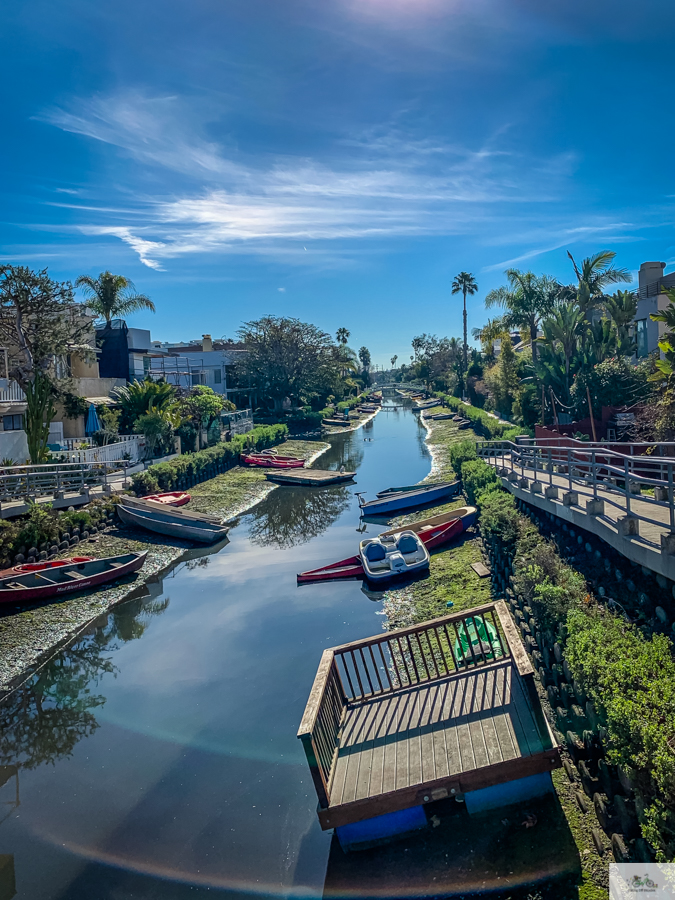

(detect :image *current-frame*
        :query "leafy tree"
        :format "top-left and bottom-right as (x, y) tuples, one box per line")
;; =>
(75, 271), (155, 325)
(472, 318), (508, 360)
(98, 406), (121, 445)
(176, 385), (233, 449)
(570, 357), (652, 419)
(451, 271), (478, 380)
(409, 333), (461, 392)
(238, 316), (341, 412)
(335, 327), (350, 345)
(567, 250), (631, 314)
(650, 287), (675, 384)
(112, 378), (177, 433)
(485, 269), (557, 363)
(484, 335), (519, 416)
(358, 346), (371, 370)
(134, 400), (180, 458)
(0, 266), (94, 462)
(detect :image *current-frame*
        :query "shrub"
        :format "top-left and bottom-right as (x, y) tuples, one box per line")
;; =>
(478, 490), (519, 546)
(461, 459), (498, 505)
(130, 424), (289, 494)
(449, 439), (477, 476)
(435, 392), (531, 441)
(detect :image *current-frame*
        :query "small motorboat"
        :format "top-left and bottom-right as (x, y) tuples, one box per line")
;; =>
(143, 491), (191, 507)
(0, 552), (147, 604)
(358, 481), (460, 516)
(117, 503), (230, 544)
(376, 480), (459, 498)
(12, 556), (94, 573)
(359, 531), (430, 582)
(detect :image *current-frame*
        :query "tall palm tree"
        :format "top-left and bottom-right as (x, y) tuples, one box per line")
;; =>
(390, 354), (398, 369)
(485, 269), (557, 363)
(336, 327), (350, 345)
(538, 302), (586, 399)
(451, 272), (478, 381)
(567, 250), (631, 313)
(75, 271), (155, 326)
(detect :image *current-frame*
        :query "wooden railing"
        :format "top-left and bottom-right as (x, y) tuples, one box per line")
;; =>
(298, 602), (522, 807)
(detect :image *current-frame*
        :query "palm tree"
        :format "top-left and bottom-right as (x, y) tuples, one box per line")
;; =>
(336, 327), (350, 345)
(75, 271), (155, 326)
(451, 272), (478, 383)
(485, 270), (557, 363)
(567, 250), (631, 313)
(538, 302), (586, 399)
(472, 317), (509, 359)
(390, 354), (398, 369)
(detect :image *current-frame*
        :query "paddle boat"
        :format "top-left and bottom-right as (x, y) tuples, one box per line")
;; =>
(0, 552), (147, 604)
(357, 480), (459, 516)
(296, 507), (476, 584)
(143, 491), (191, 507)
(359, 531), (429, 583)
(117, 496), (230, 543)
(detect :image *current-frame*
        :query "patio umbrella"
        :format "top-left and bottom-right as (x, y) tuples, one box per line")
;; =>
(85, 403), (101, 436)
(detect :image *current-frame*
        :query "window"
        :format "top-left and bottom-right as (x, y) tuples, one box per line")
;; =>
(214, 369), (222, 384)
(143, 356), (151, 375)
(3, 414), (23, 431)
(636, 318), (648, 358)
(191, 373), (204, 386)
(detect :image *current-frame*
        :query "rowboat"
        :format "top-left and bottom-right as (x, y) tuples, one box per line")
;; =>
(296, 508), (476, 584)
(0, 552), (147, 604)
(117, 503), (230, 543)
(120, 495), (223, 524)
(359, 531), (430, 582)
(143, 491), (191, 507)
(241, 453), (305, 468)
(379, 506), (477, 548)
(358, 481), (460, 516)
(376, 480), (459, 498)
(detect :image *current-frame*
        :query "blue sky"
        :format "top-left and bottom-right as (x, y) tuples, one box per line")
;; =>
(3, 0), (675, 367)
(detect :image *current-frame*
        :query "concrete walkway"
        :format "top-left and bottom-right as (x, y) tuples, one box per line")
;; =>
(484, 454), (675, 587)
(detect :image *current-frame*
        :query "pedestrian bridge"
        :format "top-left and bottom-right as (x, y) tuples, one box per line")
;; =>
(478, 438), (675, 589)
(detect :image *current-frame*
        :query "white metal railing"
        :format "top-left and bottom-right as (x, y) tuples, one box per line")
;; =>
(51, 435), (145, 465)
(478, 439), (675, 535)
(0, 461), (122, 501)
(0, 381), (26, 403)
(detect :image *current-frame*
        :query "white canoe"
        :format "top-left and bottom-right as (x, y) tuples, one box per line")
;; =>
(118, 504), (230, 544)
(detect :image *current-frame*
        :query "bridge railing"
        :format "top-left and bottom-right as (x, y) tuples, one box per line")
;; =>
(0, 461), (121, 502)
(478, 439), (675, 534)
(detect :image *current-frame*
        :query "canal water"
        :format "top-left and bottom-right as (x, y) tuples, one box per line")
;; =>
(0, 401), (434, 899)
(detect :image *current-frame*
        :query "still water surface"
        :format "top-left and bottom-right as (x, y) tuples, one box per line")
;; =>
(0, 402), (433, 899)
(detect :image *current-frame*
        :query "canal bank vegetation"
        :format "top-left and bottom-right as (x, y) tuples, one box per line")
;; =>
(463, 455), (675, 864)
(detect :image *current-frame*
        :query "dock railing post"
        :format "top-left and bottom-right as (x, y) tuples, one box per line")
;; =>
(592, 451), (597, 500)
(548, 448), (552, 485)
(567, 448), (572, 493)
(625, 457), (631, 517)
(669, 462), (674, 532)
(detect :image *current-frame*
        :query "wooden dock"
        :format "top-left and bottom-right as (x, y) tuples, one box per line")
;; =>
(265, 469), (356, 486)
(298, 601), (559, 841)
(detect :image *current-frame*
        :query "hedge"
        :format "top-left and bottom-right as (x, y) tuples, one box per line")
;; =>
(434, 393), (527, 441)
(131, 424), (289, 495)
(478, 466), (675, 859)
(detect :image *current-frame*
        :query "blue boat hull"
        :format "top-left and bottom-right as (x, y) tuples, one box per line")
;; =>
(359, 482), (459, 516)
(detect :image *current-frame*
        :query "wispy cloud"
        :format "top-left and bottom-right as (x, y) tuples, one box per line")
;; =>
(42, 92), (586, 270)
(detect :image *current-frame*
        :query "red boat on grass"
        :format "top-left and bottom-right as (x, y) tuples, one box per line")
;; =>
(241, 453), (305, 469)
(0, 552), (147, 604)
(143, 491), (191, 507)
(13, 556), (94, 573)
(296, 507), (476, 584)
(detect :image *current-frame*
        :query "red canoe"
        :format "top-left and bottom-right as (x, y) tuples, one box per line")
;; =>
(297, 518), (464, 584)
(143, 491), (191, 507)
(241, 454), (306, 468)
(0, 552), (147, 604)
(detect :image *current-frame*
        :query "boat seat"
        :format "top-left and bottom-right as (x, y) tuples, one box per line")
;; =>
(64, 571), (86, 580)
(108, 562), (123, 568)
(364, 542), (386, 562)
(396, 534), (419, 554)
(4, 583), (25, 590)
(368, 561), (390, 572)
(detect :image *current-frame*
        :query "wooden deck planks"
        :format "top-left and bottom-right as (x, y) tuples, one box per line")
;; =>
(329, 661), (545, 808)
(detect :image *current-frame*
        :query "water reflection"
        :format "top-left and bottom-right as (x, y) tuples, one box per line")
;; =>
(0, 594), (169, 773)
(248, 485), (351, 549)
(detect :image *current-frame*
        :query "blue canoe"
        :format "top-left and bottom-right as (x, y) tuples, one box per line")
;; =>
(358, 480), (460, 516)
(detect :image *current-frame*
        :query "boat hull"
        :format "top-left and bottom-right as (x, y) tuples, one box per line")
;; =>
(143, 492), (191, 507)
(0, 552), (147, 604)
(118, 504), (229, 543)
(359, 482), (459, 516)
(241, 454), (305, 468)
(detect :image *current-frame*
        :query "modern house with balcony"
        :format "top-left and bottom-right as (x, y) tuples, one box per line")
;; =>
(634, 261), (675, 358)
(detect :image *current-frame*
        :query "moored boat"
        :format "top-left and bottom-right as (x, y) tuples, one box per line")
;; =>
(359, 530), (430, 582)
(378, 506), (477, 548)
(376, 480), (459, 498)
(358, 480), (460, 516)
(121, 495), (223, 524)
(12, 556), (94, 573)
(0, 552), (147, 604)
(117, 503), (229, 543)
(143, 491), (191, 507)
(241, 453), (306, 468)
